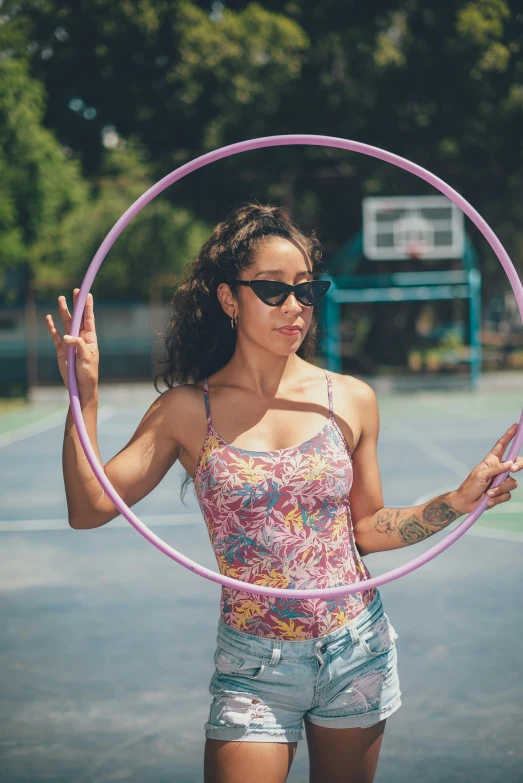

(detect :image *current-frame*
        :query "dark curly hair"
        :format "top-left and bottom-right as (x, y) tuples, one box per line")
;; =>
(153, 201), (326, 500)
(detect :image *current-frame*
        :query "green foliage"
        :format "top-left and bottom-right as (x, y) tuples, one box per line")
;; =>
(47, 144), (211, 299)
(4, 0), (309, 172)
(172, 1), (309, 150)
(1, 0), (523, 307)
(374, 11), (408, 69)
(457, 0), (512, 74)
(456, 0), (510, 46)
(0, 58), (88, 271)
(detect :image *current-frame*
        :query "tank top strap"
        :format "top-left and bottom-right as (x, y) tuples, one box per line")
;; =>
(324, 368), (334, 418)
(203, 377), (212, 425)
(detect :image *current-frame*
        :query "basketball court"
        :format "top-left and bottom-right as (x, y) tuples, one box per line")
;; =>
(1, 371), (522, 782)
(2, 188), (522, 782)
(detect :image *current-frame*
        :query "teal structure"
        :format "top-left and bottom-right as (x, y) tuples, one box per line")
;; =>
(320, 231), (482, 390)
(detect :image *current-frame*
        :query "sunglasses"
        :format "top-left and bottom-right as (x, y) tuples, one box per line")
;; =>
(233, 279), (331, 307)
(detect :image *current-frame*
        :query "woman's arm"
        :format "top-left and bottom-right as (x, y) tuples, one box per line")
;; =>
(51, 289), (184, 530)
(353, 492), (464, 556)
(63, 388), (107, 527)
(350, 384), (519, 556)
(349, 382), (464, 556)
(65, 388), (181, 529)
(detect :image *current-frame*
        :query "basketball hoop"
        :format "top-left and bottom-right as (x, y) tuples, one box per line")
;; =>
(363, 197), (460, 261)
(406, 241), (429, 260)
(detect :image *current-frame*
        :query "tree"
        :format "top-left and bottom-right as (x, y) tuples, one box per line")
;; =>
(0, 18), (210, 299)
(4, 1), (309, 176)
(50, 143), (211, 300)
(0, 57), (88, 278)
(3, 1), (523, 365)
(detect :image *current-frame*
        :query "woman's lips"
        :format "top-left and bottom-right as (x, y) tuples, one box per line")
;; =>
(277, 326), (302, 336)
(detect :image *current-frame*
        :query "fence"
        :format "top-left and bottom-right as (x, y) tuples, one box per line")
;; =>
(1, 292), (522, 398)
(0, 300), (170, 396)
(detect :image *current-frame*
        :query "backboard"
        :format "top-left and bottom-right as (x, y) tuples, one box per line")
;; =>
(362, 195), (465, 261)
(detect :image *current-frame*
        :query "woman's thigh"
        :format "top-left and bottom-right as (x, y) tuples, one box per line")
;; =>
(204, 738), (298, 783)
(305, 718), (386, 783)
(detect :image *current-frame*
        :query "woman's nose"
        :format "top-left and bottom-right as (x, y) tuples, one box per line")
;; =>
(282, 293), (303, 312)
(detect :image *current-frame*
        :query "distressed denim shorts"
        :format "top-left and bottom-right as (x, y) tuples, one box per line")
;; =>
(205, 591), (402, 743)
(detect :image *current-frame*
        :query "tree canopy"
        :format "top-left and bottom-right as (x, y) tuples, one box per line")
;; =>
(0, 57), (88, 273)
(1, 1), (522, 332)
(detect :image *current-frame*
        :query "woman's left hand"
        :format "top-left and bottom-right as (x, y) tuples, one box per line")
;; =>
(450, 423), (522, 515)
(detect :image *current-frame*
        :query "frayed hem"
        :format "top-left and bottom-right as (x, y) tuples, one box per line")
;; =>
(305, 697), (402, 730)
(205, 724), (303, 743)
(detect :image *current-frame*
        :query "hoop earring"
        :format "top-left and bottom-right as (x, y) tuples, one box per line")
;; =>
(230, 314), (237, 330)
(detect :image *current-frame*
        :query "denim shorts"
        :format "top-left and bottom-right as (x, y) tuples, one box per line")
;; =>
(205, 591), (402, 743)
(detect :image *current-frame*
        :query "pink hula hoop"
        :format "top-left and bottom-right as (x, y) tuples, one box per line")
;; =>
(68, 134), (523, 598)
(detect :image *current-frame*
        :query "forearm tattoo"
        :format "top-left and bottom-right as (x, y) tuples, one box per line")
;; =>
(373, 493), (462, 548)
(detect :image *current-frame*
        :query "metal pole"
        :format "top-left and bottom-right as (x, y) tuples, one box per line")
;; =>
(323, 283), (341, 373)
(469, 267), (482, 392)
(23, 264), (38, 398)
(149, 278), (160, 382)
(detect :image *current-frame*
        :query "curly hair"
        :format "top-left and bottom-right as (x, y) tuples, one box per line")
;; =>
(153, 201), (326, 501)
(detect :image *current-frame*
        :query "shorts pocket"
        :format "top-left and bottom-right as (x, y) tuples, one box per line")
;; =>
(214, 645), (268, 681)
(358, 613), (398, 658)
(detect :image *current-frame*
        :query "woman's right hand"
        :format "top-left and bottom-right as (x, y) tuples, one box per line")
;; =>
(45, 288), (100, 394)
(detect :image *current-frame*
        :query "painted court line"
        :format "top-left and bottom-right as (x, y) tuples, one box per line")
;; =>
(0, 405), (114, 449)
(462, 526), (523, 543)
(413, 487), (523, 514)
(388, 419), (474, 479)
(0, 513), (202, 532)
(1, 512), (521, 544)
(412, 487), (523, 542)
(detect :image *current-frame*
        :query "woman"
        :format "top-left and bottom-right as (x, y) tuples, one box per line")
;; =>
(47, 203), (520, 783)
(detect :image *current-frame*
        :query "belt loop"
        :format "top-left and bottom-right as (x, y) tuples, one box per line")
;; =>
(269, 640), (282, 666)
(350, 625), (361, 646)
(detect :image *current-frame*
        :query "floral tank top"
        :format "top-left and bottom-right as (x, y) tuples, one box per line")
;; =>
(194, 368), (377, 640)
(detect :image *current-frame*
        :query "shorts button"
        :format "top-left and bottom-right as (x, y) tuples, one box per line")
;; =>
(320, 644), (328, 654)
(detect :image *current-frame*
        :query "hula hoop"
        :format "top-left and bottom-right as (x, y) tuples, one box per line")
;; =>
(68, 134), (523, 598)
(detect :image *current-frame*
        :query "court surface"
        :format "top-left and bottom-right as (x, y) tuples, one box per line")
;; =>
(1, 375), (522, 782)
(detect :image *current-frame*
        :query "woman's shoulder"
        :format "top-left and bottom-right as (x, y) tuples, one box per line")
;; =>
(159, 381), (208, 417)
(154, 382), (208, 450)
(156, 379), (205, 402)
(325, 368), (377, 402)
(325, 371), (378, 454)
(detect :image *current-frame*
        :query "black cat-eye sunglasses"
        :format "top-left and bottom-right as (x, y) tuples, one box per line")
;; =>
(233, 279), (331, 307)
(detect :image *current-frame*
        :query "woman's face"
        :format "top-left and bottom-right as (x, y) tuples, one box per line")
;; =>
(219, 237), (314, 356)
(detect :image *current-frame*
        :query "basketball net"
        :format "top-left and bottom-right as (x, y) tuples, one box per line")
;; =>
(405, 241), (428, 260)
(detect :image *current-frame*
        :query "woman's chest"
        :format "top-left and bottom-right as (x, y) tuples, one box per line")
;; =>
(178, 378), (362, 479)
(196, 424), (353, 501)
